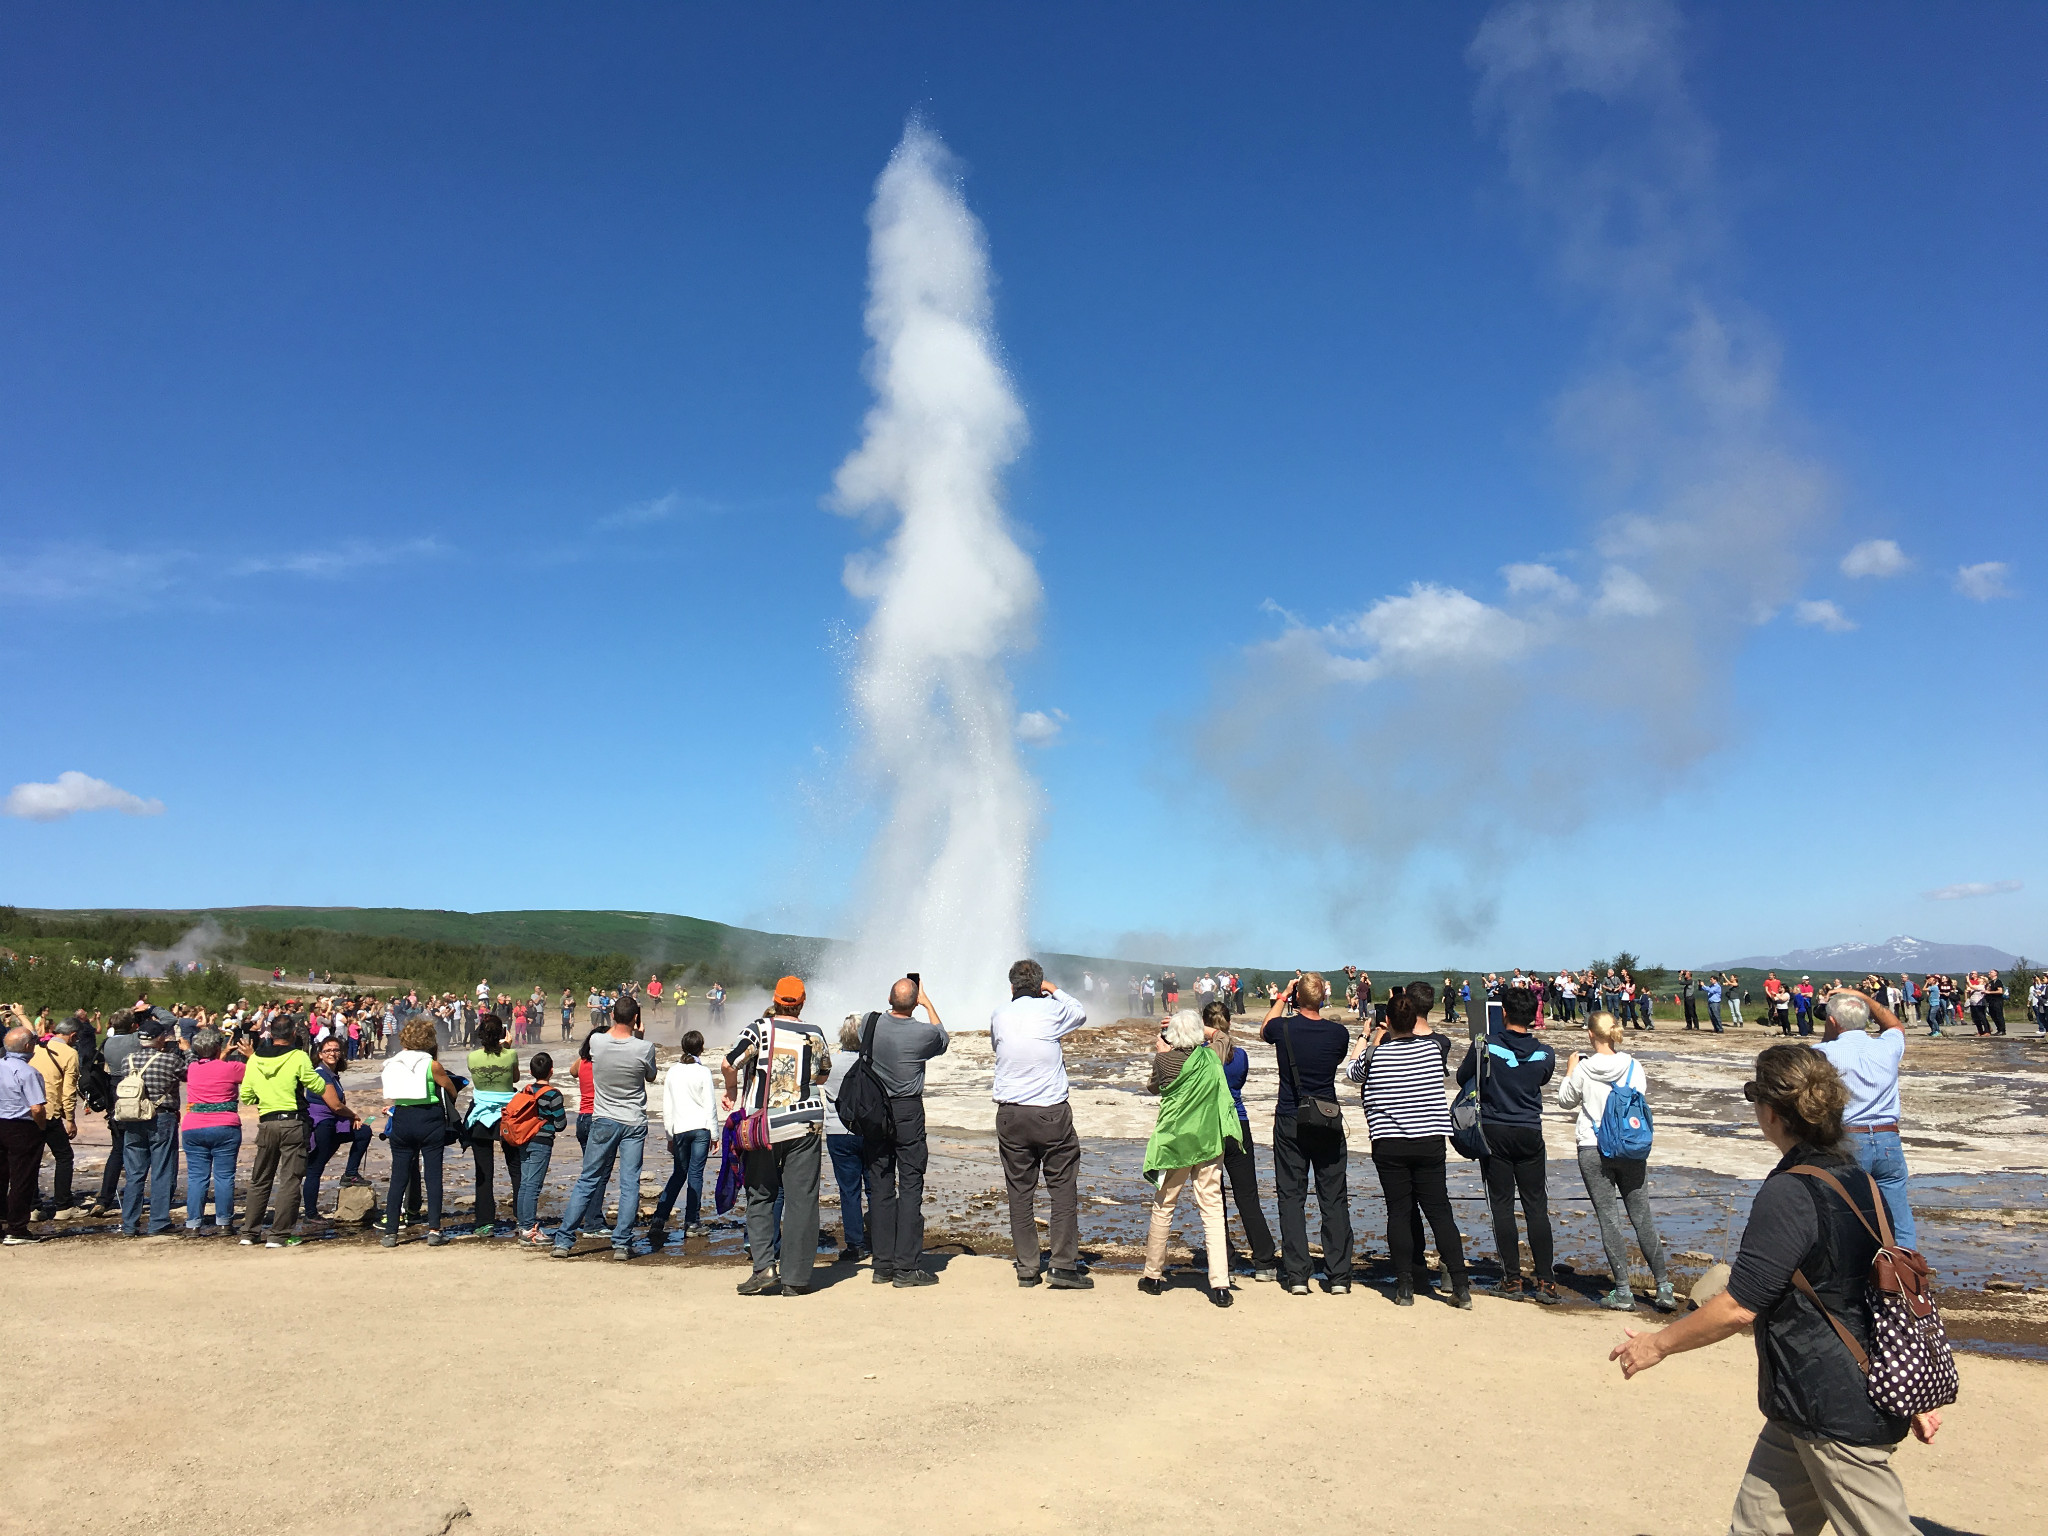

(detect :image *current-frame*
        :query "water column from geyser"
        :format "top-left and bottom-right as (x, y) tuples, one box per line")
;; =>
(822, 120), (1043, 1031)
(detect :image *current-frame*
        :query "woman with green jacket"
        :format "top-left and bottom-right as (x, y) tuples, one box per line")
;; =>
(1139, 1009), (1243, 1308)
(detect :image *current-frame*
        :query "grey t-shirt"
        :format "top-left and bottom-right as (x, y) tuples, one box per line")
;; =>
(868, 1011), (949, 1098)
(588, 1032), (659, 1125)
(103, 1032), (141, 1079)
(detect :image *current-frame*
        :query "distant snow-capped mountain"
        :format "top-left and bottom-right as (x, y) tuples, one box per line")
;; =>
(1716, 935), (2022, 973)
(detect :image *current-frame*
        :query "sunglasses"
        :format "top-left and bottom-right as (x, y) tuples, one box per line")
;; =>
(1741, 1081), (1761, 1103)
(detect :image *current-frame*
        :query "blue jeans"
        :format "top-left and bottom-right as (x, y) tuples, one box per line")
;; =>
(182, 1124), (242, 1228)
(121, 1111), (180, 1235)
(515, 1136), (555, 1232)
(1847, 1128), (1916, 1251)
(650, 1128), (713, 1234)
(826, 1131), (867, 1250)
(1707, 1000), (1722, 1030)
(554, 1117), (646, 1251)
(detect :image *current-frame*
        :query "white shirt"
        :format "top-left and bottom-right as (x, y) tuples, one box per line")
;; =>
(989, 989), (1089, 1106)
(660, 1059), (720, 1135)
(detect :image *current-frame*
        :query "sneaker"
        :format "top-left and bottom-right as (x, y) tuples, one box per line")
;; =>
(1208, 1286), (1233, 1308)
(1653, 1280), (1677, 1313)
(2, 1233), (43, 1245)
(239, 1235), (258, 1247)
(782, 1284), (809, 1296)
(611, 1246), (631, 1262)
(872, 1268), (897, 1285)
(1137, 1276), (1165, 1297)
(426, 1231), (449, 1248)
(380, 1234), (398, 1248)
(1599, 1287), (1636, 1312)
(1252, 1265), (1278, 1283)
(1286, 1282), (1310, 1296)
(1017, 1273), (1042, 1288)
(1391, 1281), (1414, 1307)
(840, 1245), (867, 1263)
(1326, 1281), (1352, 1295)
(1450, 1281), (1473, 1310)
(1047, 1269), (1094, 1290)
(473, 1224), (495, 1241)
(737, 1269), (781, 1297)
(545, 1244), (568, 1258)
(684, 1223), (707, 1238)
(1532, 1281), (1563, 1306)
(893, 1269), (937, 1288)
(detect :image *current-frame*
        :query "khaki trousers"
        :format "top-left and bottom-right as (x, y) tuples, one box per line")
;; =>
(1142, 1157), (1228, 1288)
(1730, 1420), (1914, 1536)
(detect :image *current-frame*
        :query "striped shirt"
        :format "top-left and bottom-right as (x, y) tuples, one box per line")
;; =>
(1351, 1032), (1453, 1141)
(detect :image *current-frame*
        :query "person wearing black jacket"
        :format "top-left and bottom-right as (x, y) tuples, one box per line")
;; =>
(1260, 973), (1352, 1295)
(1612, 1044), (1939, 1532)
(1456, 985), (1558, 1302)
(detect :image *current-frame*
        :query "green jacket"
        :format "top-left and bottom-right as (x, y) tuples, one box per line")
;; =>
(1142, 1044), (1242, 1183)
(240, 1047), (323, 1116)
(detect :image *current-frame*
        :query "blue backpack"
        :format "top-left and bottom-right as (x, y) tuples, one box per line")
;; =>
(1596, 1059), (1653, 1159)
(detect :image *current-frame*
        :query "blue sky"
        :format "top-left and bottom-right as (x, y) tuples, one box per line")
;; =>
(2, 2), (2041, 970)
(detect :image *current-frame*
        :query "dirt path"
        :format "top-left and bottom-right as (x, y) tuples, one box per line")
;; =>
(13, 1243), (2041, 1536)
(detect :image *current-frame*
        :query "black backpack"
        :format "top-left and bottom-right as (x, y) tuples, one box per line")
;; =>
(835, 1012), (895, 1143)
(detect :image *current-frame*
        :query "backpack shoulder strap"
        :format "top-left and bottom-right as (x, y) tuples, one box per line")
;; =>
(1790, 1269), (1871, 1374)
(1788, 1163), (1885, 1247)
(859, 1011), (880, 1061)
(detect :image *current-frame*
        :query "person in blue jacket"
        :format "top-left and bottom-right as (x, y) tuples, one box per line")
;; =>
(1457, 984), (1558, 1302)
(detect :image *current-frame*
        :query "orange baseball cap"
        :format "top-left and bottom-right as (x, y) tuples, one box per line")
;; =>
(773, 975), (807, 1006)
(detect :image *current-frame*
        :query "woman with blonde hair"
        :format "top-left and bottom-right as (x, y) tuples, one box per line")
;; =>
(1559, 1013), (1673, 1312)
(1612, 1044), (1940, 1533)
(1138, 1009), (1241, 1307)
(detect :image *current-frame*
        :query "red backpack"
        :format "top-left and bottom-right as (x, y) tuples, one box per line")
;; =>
(499, 1082), (548, 1147)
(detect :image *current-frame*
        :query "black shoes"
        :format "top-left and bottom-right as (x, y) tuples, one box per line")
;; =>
(737, 1270), (781, 1296)
(1017, 1272), (1042, 1287)
(1391, 1281), (1415, 1307)
(1047, 1269), (1093, 1290)
(872, 1268), (896, 1285)
(1208, 1286), (1233, 1308)
(893, 1269), (937, 1288)
(1450, 1281), (1473, 1310)
(1137, 1276), (1165, 1296)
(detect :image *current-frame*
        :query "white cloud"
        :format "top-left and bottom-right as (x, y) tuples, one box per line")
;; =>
(591, 491), (723, 532)
(1015, 709), (1065, 744)
(1922, 879), (2022, 901)
(1502, 561), (1578, 599)
(1793, 599), (1855, 633)
(1840, 539), (1910, 579)
(3, 771), (165, 822)
(0, 544), (190, 605)
(1592, 566), (1661, 618)
(1334, 583), (1531, 680)
(1953, 561), (2011, 602)
(230, 538), (443, 578)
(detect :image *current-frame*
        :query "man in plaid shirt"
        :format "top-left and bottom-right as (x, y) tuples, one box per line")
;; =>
(121, 1014), (187, 1236)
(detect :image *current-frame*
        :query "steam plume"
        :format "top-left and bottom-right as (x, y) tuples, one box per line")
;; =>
(822, 122), (1040, 1026)
(1203, 0), (1830, 940)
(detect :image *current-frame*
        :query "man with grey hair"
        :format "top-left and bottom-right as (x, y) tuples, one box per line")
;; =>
(1814, 986), (1915, 1250)
(989, 958), (1092, 1289)
(0, 1025), (50, 1243)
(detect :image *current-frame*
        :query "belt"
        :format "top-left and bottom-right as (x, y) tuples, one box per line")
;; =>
(259, 1109), (308, 1123)
(186, 1101), (239, 1115)
(1847, 1121), (1899, 1134)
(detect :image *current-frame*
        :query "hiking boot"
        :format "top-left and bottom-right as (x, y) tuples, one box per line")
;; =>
(1532, 1281), (1562, 1306)
(1599, 1287), (1636, 1311)
(1450, 1280), (1473, 1310)
(1137, 1276), (1165, 1296)
(1654, 1280), (1677, 1313)
(737, 1269), (781, 1297)
(893, 1269), (937, 1288)
(1208, 1286), (1233, 1308)
(1047, 1269), (1094, 1290)
(1391, 1281), (1414, 1307)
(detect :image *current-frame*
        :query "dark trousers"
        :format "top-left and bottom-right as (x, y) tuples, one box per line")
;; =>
(1478, 1123), (1553, 1284)
(1683, 998), (1699, 1028)
(1988, 998), (2006, 1034)
(36, 1119), (74, 1211)
(302, 1120), (372, 1217)
(97, 1120), (132, 1208)
(743, 1131), (822, 1289)
(0, 1118), (41, 1236)
(1372, 1135), (1467, 1284)
(995, 1100), (1081, 1278)
(863, 1096), (930, 1276)
(1220, 1115), (1277, 1265)
(384, 1104), (445, 1231)
(1271, 1113), (1352, 1286)
(469, 1123), (520, 1228)
(245, 1116), (310, 1236)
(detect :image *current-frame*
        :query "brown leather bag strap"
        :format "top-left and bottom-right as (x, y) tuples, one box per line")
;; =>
(1790, 1269), (1871, 1374)
(1788, 1163), (1892, 1248)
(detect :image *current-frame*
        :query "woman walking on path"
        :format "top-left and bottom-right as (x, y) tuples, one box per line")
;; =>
(1558, 1013), (1676, 1313)
(1352, 992), (1471, 1308)
(1137, 1010), (1240, 1307)
(380, 1016), (461, 1248)
(1611, 1044), (1941, 1534)
(1201, 1001), (1278, 1282)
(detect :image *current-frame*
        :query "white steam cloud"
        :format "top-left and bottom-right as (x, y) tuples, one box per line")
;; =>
(1203, 0), (1831, 939)
(4, 770), (165, 822)
(123, 918), (230, 978)
(820, 121), (1040, 1029)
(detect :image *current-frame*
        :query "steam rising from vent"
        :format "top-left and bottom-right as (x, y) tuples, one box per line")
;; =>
(1203, 0), (1831, 942)
(821, 122), (1040, 1028)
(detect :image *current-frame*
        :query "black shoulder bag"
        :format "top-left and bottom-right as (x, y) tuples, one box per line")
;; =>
(834, 1011), (896, 1144)
(1281, 1016), (1344, 1133)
